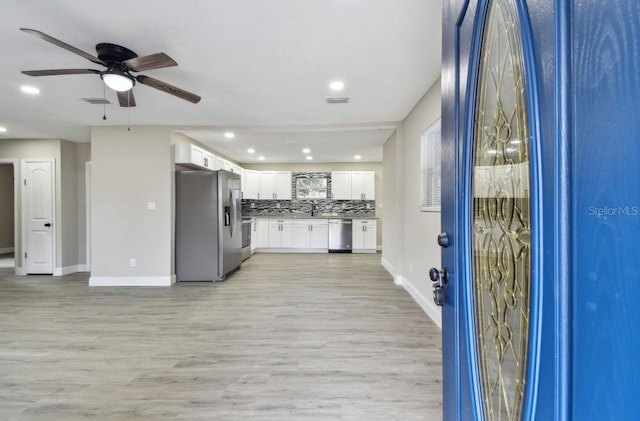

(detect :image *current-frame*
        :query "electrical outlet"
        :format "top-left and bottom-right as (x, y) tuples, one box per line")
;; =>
(129, 258), (136, 268)
(366, 203), (371, 209)
(250, 202), (256, 208)
(342, 203), (346, 209)
(276, 202), (281, 208)
(409, 263), (413, 273)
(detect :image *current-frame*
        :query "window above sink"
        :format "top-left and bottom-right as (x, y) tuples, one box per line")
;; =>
(295, 177), (328, 199)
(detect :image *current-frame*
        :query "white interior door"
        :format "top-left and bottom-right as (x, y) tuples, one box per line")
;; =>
(24, 160), (54, 274)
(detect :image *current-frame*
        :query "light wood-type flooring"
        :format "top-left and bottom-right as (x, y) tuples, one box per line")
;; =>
(0, 253), (442, 420)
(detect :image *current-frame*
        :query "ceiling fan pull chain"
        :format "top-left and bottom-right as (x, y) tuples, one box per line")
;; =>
(102, 83), (107, 120)
(127, 90), (131, 131)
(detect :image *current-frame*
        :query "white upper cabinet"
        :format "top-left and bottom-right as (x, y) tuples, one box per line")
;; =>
(240, 168), (246, 195)
(244, 170), (260, 200)
(352, 171), (375, 200)
(331, 171), (352, 200)
(331, 171), (375, 200)
(174, 143), (212, 171)
(275, 171), (292, 200)
(259, 171), (276, 199)
(259, 171), (291, 200)
(174, 142), (243, 177)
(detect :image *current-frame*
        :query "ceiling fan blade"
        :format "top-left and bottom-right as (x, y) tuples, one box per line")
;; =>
(117, 90), (136, 107)
(22, 69), (101, 77)
(20, 28), (106, 66)
(123, 53), (177, 72)
(136, 75), (201, 104)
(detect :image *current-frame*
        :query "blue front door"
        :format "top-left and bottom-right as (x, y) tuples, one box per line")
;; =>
(441, 0), (640, 419)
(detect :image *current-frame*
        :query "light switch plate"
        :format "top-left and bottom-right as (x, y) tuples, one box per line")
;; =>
(147, 202), (156, 210)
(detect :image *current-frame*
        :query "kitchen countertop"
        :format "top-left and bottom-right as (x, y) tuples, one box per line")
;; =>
(243, 213), (377, 220)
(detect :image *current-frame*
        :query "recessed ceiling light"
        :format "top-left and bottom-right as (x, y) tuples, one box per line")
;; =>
(247, 148), (256, 154)
(302, 148), (311, 154)
(0, 126), (7, 134)
(224, 132), (235, 139)
(258, 156), (265, 161)
(21, 85), (40, 95)
(354, 155), (362, 160)
(306, 156), (313, 161)
(329, 80), (345, 91)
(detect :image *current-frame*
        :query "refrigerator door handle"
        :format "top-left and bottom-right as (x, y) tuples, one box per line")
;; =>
(224, 206), (231, 227)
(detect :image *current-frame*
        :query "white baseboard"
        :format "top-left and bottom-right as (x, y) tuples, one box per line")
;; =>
(352, 249), (376, 254)
(255, 248), (329, 253)
(89, 275), (175, 287)
(54, 265), (87, 276)
(381, 257), (400, 284)
(381, 256), (441, 328)
(0, 247), (15, 254)
(397, 275), (442, 328)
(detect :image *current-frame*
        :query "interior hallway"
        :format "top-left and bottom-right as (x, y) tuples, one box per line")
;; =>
(0, 253), (442, 420)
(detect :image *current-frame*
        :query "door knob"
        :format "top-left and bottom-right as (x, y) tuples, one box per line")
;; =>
(429, 267), (447, 306)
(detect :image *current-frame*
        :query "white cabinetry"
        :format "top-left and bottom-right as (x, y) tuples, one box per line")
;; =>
(293, 219), (329, 249)
(174, 143), (214, 170)
(259, 171), (291, 200)
(255, 218), (270, 249)
(214, 156), (224, 170)
(331, 171), (352, 200)
(351, 171), (375, 200)
(241, 169), (246, 196)
(268, 218), (293, 248)
(331, 171), (375, 200)
(352, 219), (377, 253)
(244, 170), (260, 200)
(250, 218), (257, 253)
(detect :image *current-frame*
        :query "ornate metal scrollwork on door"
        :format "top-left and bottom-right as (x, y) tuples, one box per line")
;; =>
(471, 0), (531, 419)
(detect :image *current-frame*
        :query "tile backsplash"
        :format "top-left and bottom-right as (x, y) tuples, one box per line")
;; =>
(242, 171), (376, 217)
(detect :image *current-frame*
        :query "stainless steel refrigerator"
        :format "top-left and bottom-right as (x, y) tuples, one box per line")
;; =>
(175, 170), (242, 281)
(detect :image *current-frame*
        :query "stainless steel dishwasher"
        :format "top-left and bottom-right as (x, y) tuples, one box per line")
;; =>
(328, 219), (352, 253)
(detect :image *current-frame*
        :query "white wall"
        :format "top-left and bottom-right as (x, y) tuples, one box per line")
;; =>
(382, 78), (442, 327)
(90, 126), (174, 286)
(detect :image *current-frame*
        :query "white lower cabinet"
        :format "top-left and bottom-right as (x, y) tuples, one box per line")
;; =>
(250, 218), (257, 253)
(268, 218), (293, 248)
(293, 219), (328, 249)
(255, 218), (270, 249)
(352, 219), (377, 252)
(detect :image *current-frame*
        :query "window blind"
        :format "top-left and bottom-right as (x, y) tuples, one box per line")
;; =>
(421, 119), (441, 211)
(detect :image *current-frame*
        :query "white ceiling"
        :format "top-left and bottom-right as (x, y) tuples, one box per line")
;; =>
(0, 0), (442, 164)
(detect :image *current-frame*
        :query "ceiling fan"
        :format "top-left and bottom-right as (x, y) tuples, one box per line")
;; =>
(19, 28), (201, 107)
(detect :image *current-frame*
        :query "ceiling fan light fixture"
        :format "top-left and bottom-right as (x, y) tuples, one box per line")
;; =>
(101, 70), (134, 92)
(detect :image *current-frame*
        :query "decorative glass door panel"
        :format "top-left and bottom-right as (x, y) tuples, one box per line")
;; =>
(471, 0), (531, 419)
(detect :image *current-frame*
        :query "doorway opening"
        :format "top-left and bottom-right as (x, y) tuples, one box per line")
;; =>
(0, 162), (16, 274)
